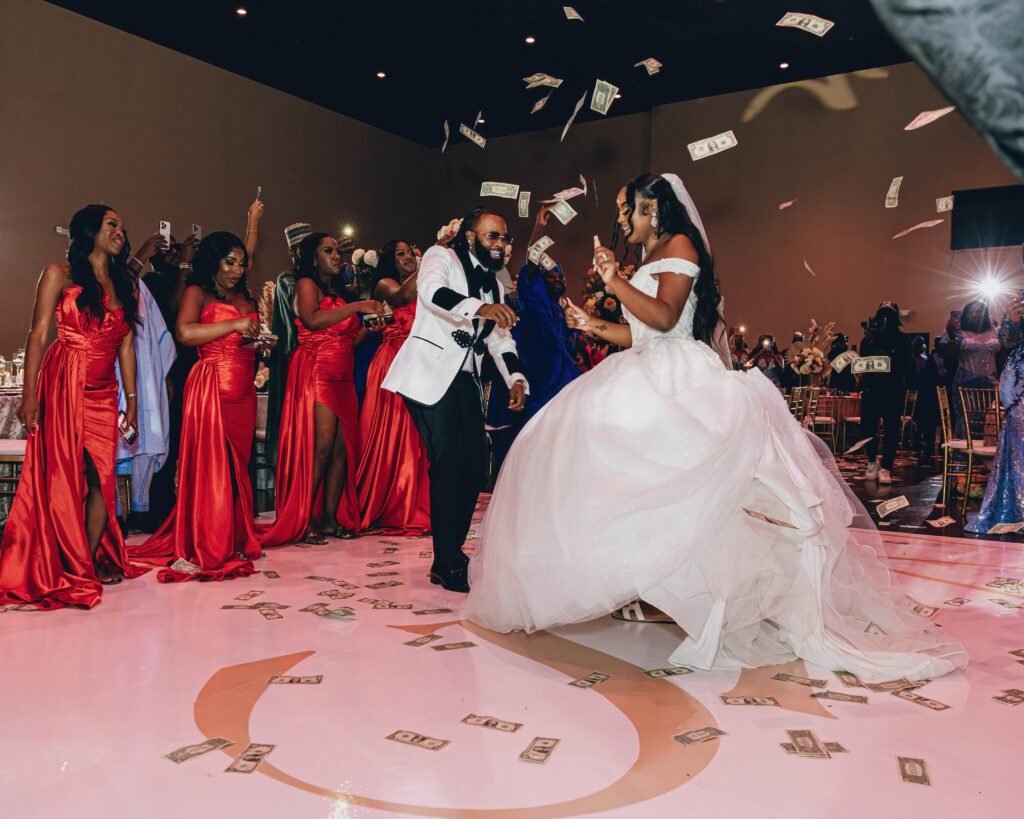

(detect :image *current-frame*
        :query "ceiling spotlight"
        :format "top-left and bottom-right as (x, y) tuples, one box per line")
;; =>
(341, 225), (354, 238)
(614, 93), (622, 99)
(376, 71), (386, 78)
(525, 35), (536, 44)
(236, 6), (247, 15)
(478, 117), (486, 124)
(779, 61), (790, 69)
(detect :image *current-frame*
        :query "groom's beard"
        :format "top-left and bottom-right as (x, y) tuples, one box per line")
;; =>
(472, 237), (505, 272)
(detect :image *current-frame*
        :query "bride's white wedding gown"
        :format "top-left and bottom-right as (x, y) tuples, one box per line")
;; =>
(463, 257), (967, 682)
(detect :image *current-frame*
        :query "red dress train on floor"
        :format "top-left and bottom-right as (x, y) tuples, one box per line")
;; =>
(0, 287), (148, 609)
(356, 302), (430, 534)
(261, 297), (361, 546)
(129, 302), (260, 581)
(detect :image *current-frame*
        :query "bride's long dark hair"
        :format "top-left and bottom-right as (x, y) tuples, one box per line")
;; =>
(622, 174), (722, 347)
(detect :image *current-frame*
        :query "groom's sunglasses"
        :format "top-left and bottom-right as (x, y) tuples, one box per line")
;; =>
(476, 231), (513, 244)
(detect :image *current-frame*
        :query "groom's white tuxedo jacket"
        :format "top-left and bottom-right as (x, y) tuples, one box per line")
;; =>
(382, 245), (529, 407)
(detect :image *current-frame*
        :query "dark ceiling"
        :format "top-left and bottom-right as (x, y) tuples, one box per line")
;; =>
(46, 0), (909, 146)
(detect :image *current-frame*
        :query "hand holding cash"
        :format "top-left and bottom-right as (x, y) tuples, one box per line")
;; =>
(593, 236), (620, 289)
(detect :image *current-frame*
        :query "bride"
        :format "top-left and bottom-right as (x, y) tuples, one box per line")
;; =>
(463, 172), (967, 682)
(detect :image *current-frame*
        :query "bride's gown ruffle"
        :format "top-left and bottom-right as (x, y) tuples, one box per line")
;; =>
(463, 258), (967, 683)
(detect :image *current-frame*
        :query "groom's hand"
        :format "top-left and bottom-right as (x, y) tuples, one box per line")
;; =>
(478, 303), (517, 330)
(508, 381), (526, 411)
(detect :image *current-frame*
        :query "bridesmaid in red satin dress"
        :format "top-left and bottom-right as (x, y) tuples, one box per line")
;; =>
(0, 205), (147, 609)
(131, 231), (271, 582)
(356, 240), (431, 534)
(262, 233), (385, 546)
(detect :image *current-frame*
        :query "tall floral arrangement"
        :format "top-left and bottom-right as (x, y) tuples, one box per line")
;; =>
(350, 248), (378, 297)
(787, 319), (836, 376)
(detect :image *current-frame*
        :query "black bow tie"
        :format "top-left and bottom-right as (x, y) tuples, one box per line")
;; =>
(467, 264), (498, 298)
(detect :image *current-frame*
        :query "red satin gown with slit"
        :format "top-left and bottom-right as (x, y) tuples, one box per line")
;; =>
(261, 297), (361, 546)
(0, 287), (148, 609)
(356, 301), (430, 534)
(130, 302), (261, 581)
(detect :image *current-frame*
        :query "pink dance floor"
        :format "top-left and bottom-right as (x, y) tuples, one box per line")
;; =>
(1, 501), (1020, 817)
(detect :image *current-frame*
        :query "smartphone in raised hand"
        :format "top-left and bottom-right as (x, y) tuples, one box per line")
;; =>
(191, 223), (202, 241)
(159, 220), (172, 246)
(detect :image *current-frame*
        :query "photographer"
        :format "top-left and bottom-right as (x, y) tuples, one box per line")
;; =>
(745, 334), (786, 388)
(858, 302), (912, 484)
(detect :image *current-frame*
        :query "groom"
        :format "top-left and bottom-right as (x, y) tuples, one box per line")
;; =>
(383, 207), (528, 592)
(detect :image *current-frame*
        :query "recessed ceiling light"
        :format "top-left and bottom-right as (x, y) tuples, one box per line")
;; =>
(525, 35), (536, 44)
(478, 117), (486, 124)
(376, 71), (386, 79)
(236, 6), (247, 15)
(613, 93), (622, 99)
(779, 61), (790, 69)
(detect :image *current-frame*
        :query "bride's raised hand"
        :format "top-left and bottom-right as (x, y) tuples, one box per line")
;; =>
(562, 297), (591, 332)
(593, 239), (620, 290)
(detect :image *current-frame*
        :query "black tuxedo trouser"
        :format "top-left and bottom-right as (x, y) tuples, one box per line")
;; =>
(403, 372), (487, 571)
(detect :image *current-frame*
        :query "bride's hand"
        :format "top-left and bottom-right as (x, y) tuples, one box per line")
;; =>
(562, 297), (592, 332)
(594, 243), (620, 290)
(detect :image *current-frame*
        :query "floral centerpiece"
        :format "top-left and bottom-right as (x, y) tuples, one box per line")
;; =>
(787, 319), (836, 385)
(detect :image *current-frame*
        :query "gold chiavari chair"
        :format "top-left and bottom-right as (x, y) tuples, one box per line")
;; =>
(812, 389), (840, 451)
(788, 386), (805, 419)
(936, 387), (967, 510)
(958, 386), (1001, 518)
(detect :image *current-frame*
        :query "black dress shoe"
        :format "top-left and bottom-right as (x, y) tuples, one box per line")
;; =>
(429, 566), (470, 593)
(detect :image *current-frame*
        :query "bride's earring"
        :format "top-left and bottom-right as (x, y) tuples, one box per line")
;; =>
(651, 211), (659, 231)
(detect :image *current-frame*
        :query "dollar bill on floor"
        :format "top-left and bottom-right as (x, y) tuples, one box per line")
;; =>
(387, 730), (449, 751)
(776, 12), (834, 37)
(569, 671), (611, 689)
(258, 607), (283, 620)
(891, 690), (950, 710)
(561, 92), (587, 143)
(833, 670), (865, 688)
(305, 575), (336, 582)
(687, 130), (737, 161)
(634, 57), (662, 75)
(991, 598), (1024, 609)
(381, 547), (398, 554)
(414, 608), (454, 615)
(563, 6), (583, 21)
(373, 602), (413, 610)
(644, 666), (694, 678)
(518, 190), (531, 217)
(225, 743), (275, 773)
(528, 235), (555, 264)
(897, 756), (931, 785)
(590, 79), (618, 116)
(943, 597), (971, 606)
(865, 621), (888, 635)
(993, 689), (1024, 706)
(169, 557), (200, 574)
(520, 737), (560, 763)
(876, 496), (909, 519)
(906, 596), (939, 617)
(234, 590), (264, 601)
(742, 507), (797, 529)
(936, 196), (954, 212)
(165, 737), (234, 764)
(480, 182), (520, 199)
(780, 742), (798, 754)
(268, 675), (322, 685)
(988, 521), (1024, 534)
(720, 696), (779, 706)
(1009, 649), (1024, 658)
(905, 106), (955, 131)
(863, 677), (921, 693)
(812, 691), (869, 704)
(824, 742), (848, 753)
(366, 580), (403, 590)
(772, 672), (827, 687)
(419, 551), (432, 559)
(926, 516), (957, 527)
(787, 729), (830, 759)
(672, 727), (727, 747)
(317, 589), (350, 599)
(462, 714), (523, 732)
(459, 123), (486, 148)
(222, 604), (258, 610)
(368, 560), (400, 568)
(367, 571), (399, 577)
(262, 570), (280, 579)
(300, 603), (330, 614)
(404, 633), (444, 647)
(432, 642), (477, 652)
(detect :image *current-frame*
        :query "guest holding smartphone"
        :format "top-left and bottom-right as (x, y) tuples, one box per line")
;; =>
(262, 233), (384, 546)
(0, 205), (148, 608)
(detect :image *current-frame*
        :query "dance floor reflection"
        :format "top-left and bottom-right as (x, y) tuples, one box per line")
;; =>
(1, 499), (1020, 818)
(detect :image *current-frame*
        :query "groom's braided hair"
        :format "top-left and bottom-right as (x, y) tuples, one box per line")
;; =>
(625, 174), (722, 347)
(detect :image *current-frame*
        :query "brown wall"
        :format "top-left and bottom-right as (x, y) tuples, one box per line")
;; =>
(2, 0), (1020, 358)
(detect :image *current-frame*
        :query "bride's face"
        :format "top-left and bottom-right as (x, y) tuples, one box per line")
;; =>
(616, 188), (655, 245)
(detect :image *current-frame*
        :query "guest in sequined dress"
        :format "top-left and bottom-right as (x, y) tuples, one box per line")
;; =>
(942, 299), (1001, 436)
(966, 296), (1024, 533)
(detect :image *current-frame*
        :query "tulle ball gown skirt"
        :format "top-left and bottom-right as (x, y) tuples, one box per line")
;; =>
(463, 336), (967, 683)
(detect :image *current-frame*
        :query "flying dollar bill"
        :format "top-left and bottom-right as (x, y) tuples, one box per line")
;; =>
(777, 12), (834, 37)
(562, 92), (587, 142)
(892, 219), (944, 239)
(403, 633), (443, 647)
(865, 621), (888, 635)
(897, 755), (932, 785)
(518, 190), (531, 218)
(936, 196), (954, 213)
(634, 57), (662, 75)
(885, 176), (903, 209)
(528, 236), (555, 265)
(811, 691), (869, 704)
(778, 199), (797, 210)
(531, 92), (552, 114)
(843, 437), (873, 455)
(386, 730), (449, 751)
(876, 496), (909, 519)
(225, 743), (275, 773)
(687, 130), (738, 161)
(480, 182), (520, 199)
(462, 714), (523, 732)
(549, 199), (578, 225)
(786, 729), (830, 759)
(520, 737), (560, 763)
(268, 675), (323, 685)
(672, 727), (726, 747)
(165, 737), (234, 764)
(831, 350), (859, 372)
(442, 119), (449, 153)
(590, 79), (619, 116)
(563, 6), (583, 21)
(772, 672), (827, 687)
(459, 123), (486, 148)
(523, 73), (563, 89)
(550, 187), (586, 201)
(569, 671), (611, 688)
(538, 252), (557, 271)
(904, 106), (955, 131)
(851, 355), (890, 374)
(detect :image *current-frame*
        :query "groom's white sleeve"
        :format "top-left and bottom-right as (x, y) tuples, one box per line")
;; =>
(418, 245), (483, 320)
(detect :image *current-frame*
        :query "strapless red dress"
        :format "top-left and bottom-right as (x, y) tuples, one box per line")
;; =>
(261, 296), (361, 546)
(131, 302), (260, 581)
(356, 301), (430, 534)
(0, 287), (148, 609)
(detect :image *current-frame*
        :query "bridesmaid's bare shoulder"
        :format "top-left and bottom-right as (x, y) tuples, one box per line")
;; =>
(40, 263), (73, 288)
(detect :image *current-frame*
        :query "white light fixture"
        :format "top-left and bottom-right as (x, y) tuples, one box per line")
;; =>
(376, 71), (386, 79)
(236, 6), (247, 16)
(614, 93), (622, 99)
(779, 61), (790, 69)
(525, 35), (536, 44)
(341, 225), (354, 238)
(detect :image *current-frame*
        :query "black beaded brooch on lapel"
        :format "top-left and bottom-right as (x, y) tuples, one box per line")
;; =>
(452, 329), (486, 354)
